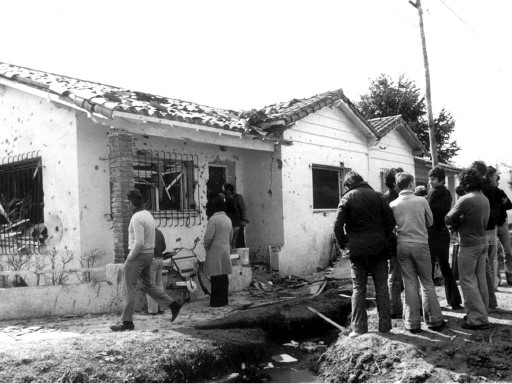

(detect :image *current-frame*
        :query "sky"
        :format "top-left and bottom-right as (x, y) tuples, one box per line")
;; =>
(1, 0), (511, 168)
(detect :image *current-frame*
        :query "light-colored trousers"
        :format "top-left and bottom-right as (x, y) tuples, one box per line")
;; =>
(458, 243), (489, 326)
(147, 258), (164, 314)
(122, 253), (174, 322)
(397, 242), (443, 330)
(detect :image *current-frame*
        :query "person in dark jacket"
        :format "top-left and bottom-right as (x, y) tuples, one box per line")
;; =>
(384, 167), (403, 319)
(471, 161), (499, 309)
(223, 183), (248, 251)
(495, 175), (512, 285)
(427, 166), (462, 310)
(334, 171), (394, 337)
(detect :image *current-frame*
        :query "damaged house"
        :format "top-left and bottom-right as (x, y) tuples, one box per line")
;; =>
(0, 62), (426, 280)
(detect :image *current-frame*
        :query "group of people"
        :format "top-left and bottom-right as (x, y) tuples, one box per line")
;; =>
(334, 161), (511, 337)
(111, 184), (248, 332)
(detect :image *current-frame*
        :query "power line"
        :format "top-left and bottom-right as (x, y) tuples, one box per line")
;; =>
(438, 0), (476, 34)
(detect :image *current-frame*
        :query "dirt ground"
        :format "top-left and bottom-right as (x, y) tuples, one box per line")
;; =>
(1, 266), (512, 383)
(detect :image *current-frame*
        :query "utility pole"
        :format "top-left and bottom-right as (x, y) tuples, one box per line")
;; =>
(409, 0), (438, 166)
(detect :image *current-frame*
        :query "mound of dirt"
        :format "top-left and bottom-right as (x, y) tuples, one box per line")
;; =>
(318, 324), (512, 383)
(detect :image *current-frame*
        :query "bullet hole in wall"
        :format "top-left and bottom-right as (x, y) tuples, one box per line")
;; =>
(55, 226), (59, 232)
(95, 165), (99, 170)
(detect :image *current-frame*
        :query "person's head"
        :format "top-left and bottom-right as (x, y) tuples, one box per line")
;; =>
(222, 183), (235, 196)
(343, 171), (364, 191)
(126, 189), (143, 209)
(209, 195), (226, 214)
(455, 185), (466, 197)
(485, 166), (499, 187)
(414, 185), (428, 197)
(428, 166), (446, 188)
(385, 167), (404, 191)
(395, 172), (415, 191)
(470, 160), (487, 177)
(459, 168), (483, 192)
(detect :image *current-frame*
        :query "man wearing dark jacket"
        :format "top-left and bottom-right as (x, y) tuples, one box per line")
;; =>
(334, 171), (394, 338)
(496, 184), (512, 285)
(427, 166), (462, 310)
(223, 183), (248, 251)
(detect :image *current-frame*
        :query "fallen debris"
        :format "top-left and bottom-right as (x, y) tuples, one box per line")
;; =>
(307, 306), (346, 332)
(271, 354), (298, 364)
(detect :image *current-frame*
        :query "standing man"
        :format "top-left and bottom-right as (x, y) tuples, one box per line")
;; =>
(427, 166), (462, 310)
(384, 167), (404, 319)
(495, 175), (512, 285)
(445, 168), (491, 329)
(390, 172), (446, 333)
(111, 189), (182, 332)
(334, 172), (394, 338)
(223, 183), (248, 251)
(146, 228), (167, 315)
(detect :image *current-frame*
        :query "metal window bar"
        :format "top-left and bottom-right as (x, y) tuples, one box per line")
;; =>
(0, 151), (44, 255)
(134, 150), (201, 227)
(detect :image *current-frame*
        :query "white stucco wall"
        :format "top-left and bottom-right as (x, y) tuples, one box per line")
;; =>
(0, 86), (81, 261)
(76, 116), (114, 264)
(278, 107), (371, 276)
(368, 129), (416, 193)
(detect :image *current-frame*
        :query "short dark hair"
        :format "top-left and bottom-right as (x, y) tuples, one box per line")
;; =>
(223, 183), (235, 194)
(485, 166), (497, 181)
(343, 171), (364, 190)
(209, 195), (226, 214)
(459, 168), (483, 192)
(455, 185), (466, 197)
(396, 172), (414, 191)
(428, 166), (445, 182)
(127, 189), (143, 208)
(470, 161), (487, 177)
(384, 167), (404, 190)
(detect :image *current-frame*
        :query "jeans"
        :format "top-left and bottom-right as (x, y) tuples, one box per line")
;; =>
(458, 244), (489, 326)
(122, 253), (175, 322)
(485, 229), (498, 308)
(147, 258), (164, 314)
(497, 222), (512, 279)
(351, 258), (391, 334)
(397, 242), (443, 330)
(429, 231), (462, 308)
(388, 252), (403, 316)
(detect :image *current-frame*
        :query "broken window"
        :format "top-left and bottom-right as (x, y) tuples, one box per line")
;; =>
(312, 165), (346, 210)
(134, 150), (201, 227)
(0, 153), (45, 255)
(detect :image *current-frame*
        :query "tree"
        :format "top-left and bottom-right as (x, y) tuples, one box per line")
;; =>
(358, 74), (461, 164)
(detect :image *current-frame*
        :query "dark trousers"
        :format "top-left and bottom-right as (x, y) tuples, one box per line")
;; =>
(430, 232), (462, 307)
(210, 274), (229, 307)
(351, 258), (391, 333)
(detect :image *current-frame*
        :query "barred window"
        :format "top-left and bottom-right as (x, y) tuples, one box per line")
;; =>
(134, 150), (201, 227)
(0, 153), (45, 255)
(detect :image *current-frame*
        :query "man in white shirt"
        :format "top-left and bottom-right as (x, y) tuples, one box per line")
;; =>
(111, 189), (181, 331)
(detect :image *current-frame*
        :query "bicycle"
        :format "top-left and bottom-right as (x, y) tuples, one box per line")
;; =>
(162, 237), (210, 302)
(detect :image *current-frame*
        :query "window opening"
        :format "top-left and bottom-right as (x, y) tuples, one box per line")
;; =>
(312, 164), (346, 210)
(134, 150), (201, 227)
(0, 152), (45, 255)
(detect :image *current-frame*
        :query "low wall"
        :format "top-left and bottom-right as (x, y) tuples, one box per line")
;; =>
(0, 263), (253, 321)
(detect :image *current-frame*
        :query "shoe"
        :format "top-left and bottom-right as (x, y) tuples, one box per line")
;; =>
(169, 302), (182, 322)
(406, 328), (422, 334)
(451, 305), (463, 311)
(141, 311), (158, 316)
(461, 322), (491, 330)
(110, 321), (134, 332)
(429, 319), (448, 332)
(348, 331), (364, 338)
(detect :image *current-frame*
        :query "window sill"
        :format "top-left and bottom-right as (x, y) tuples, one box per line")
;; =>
(313, 209), (338, 214)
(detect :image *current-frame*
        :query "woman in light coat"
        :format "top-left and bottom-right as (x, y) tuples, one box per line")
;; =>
(203, 195), (233, 307)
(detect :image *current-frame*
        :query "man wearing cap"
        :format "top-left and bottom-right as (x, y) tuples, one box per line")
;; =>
(110, 189), (182, 331)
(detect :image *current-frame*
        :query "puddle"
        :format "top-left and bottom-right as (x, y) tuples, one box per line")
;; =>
(265, 367), (322, 383)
